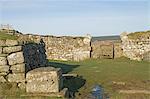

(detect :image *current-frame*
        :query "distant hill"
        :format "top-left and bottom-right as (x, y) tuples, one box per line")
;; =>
(92, 35), (120, 42)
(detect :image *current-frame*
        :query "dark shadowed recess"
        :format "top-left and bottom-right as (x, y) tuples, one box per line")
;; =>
(48, 62), (80, 74)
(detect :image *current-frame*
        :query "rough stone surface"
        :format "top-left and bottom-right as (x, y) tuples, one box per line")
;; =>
(7, 52), (24, 65)
(0, 76), (7, 82)
(5, 40), (18, 46)
(18, 82), (26, 89)
(10, 63), (25, 73)
(0, 47), (2, 54)
(7, 73), (25, 83)
(3, 46), (22, 54)
(26, 67), (63, 93)
(0, 40), (6, 46)
(0, 57), (7, 66)
(143, 51), (150, 62)
(0, 72), (7, 76)
(121, 32), (150, 61)
(0, 65), (10, 73)
(17, 34), (91, 61)
(91, 41), (114, 59)
(114, 42), (123, 58)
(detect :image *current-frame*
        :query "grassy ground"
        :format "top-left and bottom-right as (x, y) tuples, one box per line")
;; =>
(0, 57), (149, 99)
(49, 57), (150, 99)
(0, 31), (18, 40)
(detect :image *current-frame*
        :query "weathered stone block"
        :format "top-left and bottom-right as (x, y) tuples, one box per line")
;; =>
(26, 67), (63, 93)
(3, 46), (22, 54)
(5, 40), (18, 46)
(10, 63), (25, 73)
(0, 72), (7, 76)
(18, 82), (26, 89)
(0, 57), (7, 66)
(0, 40), (6, 46)
(114, 43), (123, 58)
(0, 76), (7, 82)
(7, 73), (25, 83)
(0, 65), (9, 72)
(7, 52), (24, 65)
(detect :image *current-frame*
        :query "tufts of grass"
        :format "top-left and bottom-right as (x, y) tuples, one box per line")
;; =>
(128, 31), (150, 40)
(0, 31), (18, 40)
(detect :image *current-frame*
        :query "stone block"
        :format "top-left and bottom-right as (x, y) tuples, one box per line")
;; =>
(0, 40), (6, 47)
(0, 76), (7, 82)
(26, 67), (63, 93)
(0, 57), (7, 66)
(0, 65), (10, 73)
(5, 40), (18, 46)
(3, 46), (22, 54)
(18, 82), (26, 89)
(10, 63), (25, 73)
(7, 73), (25, 83)
(114, 43), (123, 58)
(0, 72), (7, 76)
(7, 52), (24, 65)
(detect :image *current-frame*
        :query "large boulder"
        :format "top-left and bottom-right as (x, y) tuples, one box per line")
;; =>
(26, 67), (63, 93)
(5, 40), (18, 46)
(10, 63), (25, 73)
(7, 52), (24, 65)
(7, 73), (25, 83)
(3, 46), (22, 54)
(0, 57), (7, 66)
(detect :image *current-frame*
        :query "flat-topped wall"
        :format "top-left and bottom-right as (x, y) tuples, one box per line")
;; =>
(121, 33), (150, 61)
(17, 34), (91, 61)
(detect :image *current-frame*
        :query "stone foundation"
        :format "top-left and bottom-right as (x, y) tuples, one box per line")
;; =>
(26, 67), (63, 93)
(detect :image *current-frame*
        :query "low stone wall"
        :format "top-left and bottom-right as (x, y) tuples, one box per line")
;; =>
(0, 39), (48, 87)
(91, 41), (114, 59)
(121, 33), (150, 61)
(91, 40), (123, 59)
(0, 39), (25, 88)
(17, 34), (91, 61)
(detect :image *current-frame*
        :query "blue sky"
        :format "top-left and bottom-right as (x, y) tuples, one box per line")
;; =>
(0, 0), (149, 36)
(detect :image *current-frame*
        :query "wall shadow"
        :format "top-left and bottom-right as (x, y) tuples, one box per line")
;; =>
(48, 62), (80, 74)
(63, 76), (86, 98)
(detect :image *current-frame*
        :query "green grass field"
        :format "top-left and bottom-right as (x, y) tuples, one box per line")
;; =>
(49, 57), (150, 99)
(0, 31), (18, 40)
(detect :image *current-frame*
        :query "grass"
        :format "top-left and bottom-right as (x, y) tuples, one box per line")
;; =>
(49, 57), (150, 99)
(0, 31), (18, 40)
(128, 31), (150, 40)
(0, 57), (149, 99)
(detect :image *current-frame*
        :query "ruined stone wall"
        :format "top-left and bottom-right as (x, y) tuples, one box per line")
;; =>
(0, 39), (48, 88)
(121, 33), (150, 61)
(17, 34), (91, 61)
(91, 40), (123, 59)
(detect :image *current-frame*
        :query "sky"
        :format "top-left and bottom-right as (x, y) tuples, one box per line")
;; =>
(0, 0), (149, 36)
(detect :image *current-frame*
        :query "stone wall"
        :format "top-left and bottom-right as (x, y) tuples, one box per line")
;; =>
(17, 34), (91, 61)
(121, 33), (150, 61)
(91, 40), (123, 59)
(0, 39), (25, 88)
(0, 39), (48, 88)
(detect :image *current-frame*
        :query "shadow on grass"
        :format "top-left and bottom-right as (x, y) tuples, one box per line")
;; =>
(48, 61), (86, 98)
(63, 76), (86, 98)
(48, 61), (80, 74)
